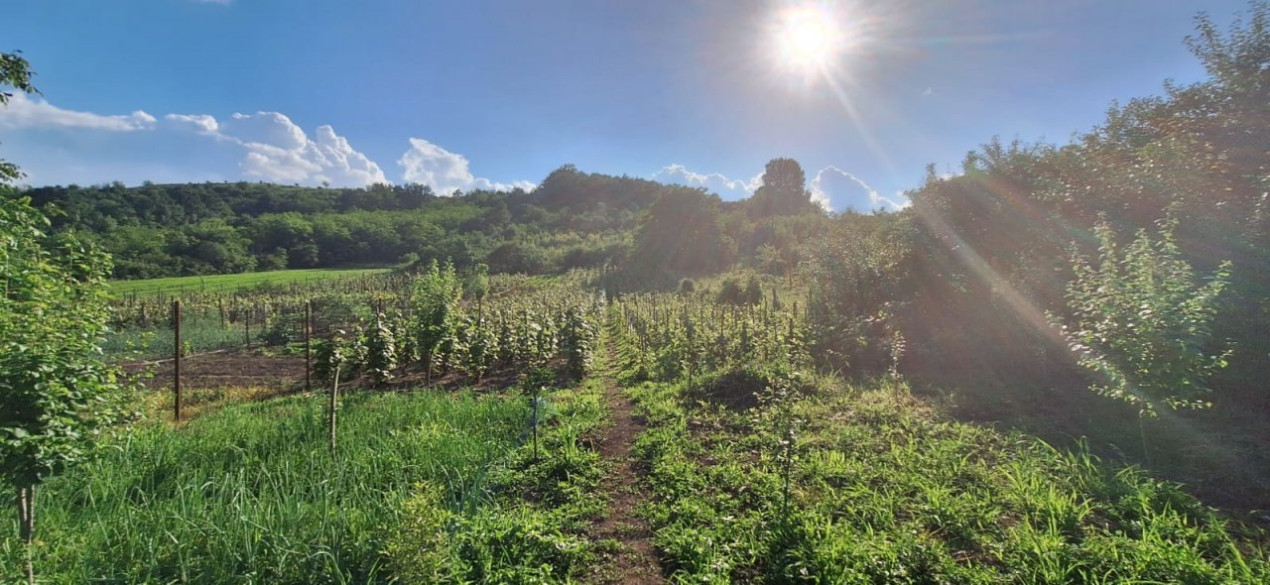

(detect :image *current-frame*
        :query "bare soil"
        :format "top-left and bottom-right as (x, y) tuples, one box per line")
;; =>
(127, 349), (306, 390)
(586, 339), (666, 585)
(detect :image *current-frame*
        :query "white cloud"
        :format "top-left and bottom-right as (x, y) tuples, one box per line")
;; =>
(651, 164), (762, 199)
(163, 110), (388, 187)
(0, 93), (156, 131)
(650, 163), (908, 213)
(4, 97), (539, 190)
(397, 137), (532, 194)
(810, 166), (909, 213)
(164, 113), (219, 134)
(311, 125), (387, 187)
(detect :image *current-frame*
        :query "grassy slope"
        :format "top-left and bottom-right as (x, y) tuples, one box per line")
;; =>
(608, 298), (1269, 585)
(108, 268), (391, 297)
(627, 374), (1269, 583)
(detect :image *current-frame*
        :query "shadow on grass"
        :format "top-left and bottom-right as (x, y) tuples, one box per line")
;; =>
(909, 366), (1270, 528)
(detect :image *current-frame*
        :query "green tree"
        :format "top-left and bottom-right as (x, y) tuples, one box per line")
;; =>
(1, 51), (37, 183)
(748, 158), (817, 218)
(1, 197), (135, 583)
(1057, 218), (1231, 415)
(3, 51), (131, 583)
(631, 187), (733, 278)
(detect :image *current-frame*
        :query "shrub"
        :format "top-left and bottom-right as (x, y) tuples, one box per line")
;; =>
(1056, 218), (1231, 414)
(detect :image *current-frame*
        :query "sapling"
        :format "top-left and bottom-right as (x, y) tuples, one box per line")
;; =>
(1, 197), (136, 584)
(523, 368), (554, 461)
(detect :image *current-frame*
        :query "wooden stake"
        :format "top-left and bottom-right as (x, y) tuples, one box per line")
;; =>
(305, 300), (313, 392)
(173, 300), (182, 422)
(329, 365), (340, 454)
(18, 485), (34, 585)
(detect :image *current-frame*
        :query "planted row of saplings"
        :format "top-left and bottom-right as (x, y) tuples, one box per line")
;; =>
(614, 292), (812, 384)
(109, 271), (416, 329)
(314, 298), (602, 388)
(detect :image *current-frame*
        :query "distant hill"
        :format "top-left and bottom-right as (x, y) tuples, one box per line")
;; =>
(14, 163), (829, 281)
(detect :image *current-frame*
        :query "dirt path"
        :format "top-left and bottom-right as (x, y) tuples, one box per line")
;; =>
(586, 335), (665, 585)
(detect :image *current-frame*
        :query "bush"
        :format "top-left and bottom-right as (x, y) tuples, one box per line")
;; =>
(1056, 218), (1231, 414)
(717, 277), (745, 305)
(744, 275), (763, 306)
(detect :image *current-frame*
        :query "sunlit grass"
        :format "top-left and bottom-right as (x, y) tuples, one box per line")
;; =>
(0, 391), (529, 584)
(109, 267), (391, 298)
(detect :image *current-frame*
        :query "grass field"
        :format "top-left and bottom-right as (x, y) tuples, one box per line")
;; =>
(0, 375), (611, 584)
(624, 369), (1270, 583)
(0, 390), (529, 583)
(108, 268), (391, 297)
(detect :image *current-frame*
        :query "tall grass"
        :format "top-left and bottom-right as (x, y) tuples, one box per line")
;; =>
(0, 391), (529, 584)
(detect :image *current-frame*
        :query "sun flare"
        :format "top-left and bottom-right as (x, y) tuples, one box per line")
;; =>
(773, 4), (847, 75)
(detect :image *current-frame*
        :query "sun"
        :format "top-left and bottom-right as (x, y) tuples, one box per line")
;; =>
(773, 4), (848, 76)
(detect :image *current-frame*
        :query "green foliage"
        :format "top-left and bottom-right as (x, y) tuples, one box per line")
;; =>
(677, 277), (695, 295)
(386, 367), (607, 584)
(747, 158), (820, 219)
(364, 313), (398, 386)
(744, 275), (763, 306)
(716, 277), (744, 305)
(412, 260), (463, 380)
(485, 240), (547, 275)
(561, 307), (596, 381)
(1, 51), (37, 184)
(630, 187), (734, 279)
(259, 314), (293, 346)
(0, 391), (529, 583)
(313, 331), (347, 383)
(0, 197), (135, 491)
(1058, 219), (1231, 414)
(466, 262), (489, 301)
(621, 337), (1269, 583)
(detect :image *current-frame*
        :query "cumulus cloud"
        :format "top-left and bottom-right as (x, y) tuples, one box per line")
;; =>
(3, 97), (542, 190)
(810, 166), (909, 213)
(0, 93), (156, 131)
(163, 110), (387, 187)
(164, 113), (219, 134)
(651, 164), (762, 199)
(398, 137), (533, 194)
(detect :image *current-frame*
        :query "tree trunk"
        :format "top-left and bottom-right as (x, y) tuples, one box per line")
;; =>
(18, 485), (35, 585)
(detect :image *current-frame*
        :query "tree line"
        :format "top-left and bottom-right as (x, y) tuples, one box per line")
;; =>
(13, 158), (830, 281)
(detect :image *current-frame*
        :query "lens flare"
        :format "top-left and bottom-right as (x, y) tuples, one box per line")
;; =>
(774, 5), (846, 75)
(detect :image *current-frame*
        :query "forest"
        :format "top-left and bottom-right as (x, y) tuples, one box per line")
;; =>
(2, 2), (1269, 583)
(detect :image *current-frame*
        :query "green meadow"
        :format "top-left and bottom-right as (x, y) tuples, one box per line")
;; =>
(109, 268), (391, 298)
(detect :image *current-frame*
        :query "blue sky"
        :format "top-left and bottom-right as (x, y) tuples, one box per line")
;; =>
(0, 0), (1246, 212)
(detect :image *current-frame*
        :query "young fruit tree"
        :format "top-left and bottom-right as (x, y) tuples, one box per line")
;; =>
(0, 196), (136, 581)
(1056, 217), (1231, 416)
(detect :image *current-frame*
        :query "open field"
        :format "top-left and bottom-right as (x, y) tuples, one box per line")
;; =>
(108, 268), (392, 298)
(7, 276), (1270, 582)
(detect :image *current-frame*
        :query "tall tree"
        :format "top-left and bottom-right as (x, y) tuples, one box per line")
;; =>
(632, 186), (733, 277)
(748, 158), (816, 218)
